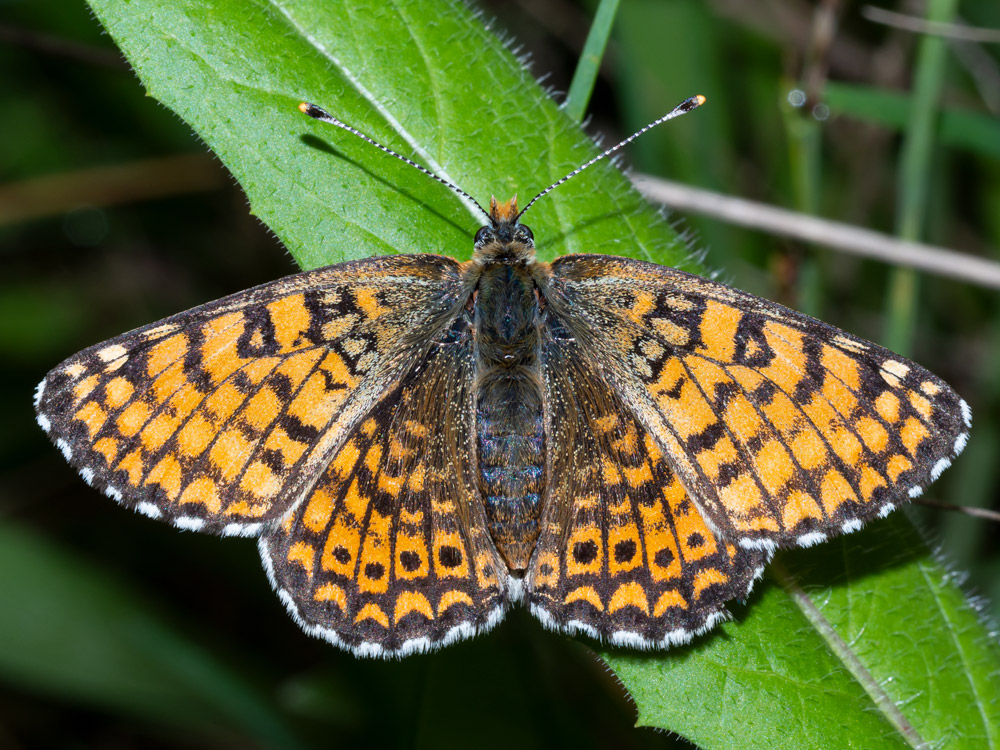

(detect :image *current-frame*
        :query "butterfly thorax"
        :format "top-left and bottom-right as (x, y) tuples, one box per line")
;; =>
(471, 197), (545, 571)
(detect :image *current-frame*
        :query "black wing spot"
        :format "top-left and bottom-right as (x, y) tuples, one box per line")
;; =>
(439, 545), (463, 568)
(733, 316), (774, 368)
(654, 547), (675, 567)
(613, 539), (637, 564)
(399, 550), (422, 572)
(573, 540), (598, 564)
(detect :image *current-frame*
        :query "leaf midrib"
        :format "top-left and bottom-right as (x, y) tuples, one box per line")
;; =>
(772, 560), (926, 748)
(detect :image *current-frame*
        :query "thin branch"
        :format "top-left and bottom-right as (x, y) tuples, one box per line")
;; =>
(0, 154), (227, 228)
(948, 23), (1000, 116)
(862, 5), (1000, 44)
(709, 0), (876, 82)
(802, 0), (842, 105)
(0, 23), (127, 70)
(912, 498), (1000, 523)
(632, 174), (1000, 290)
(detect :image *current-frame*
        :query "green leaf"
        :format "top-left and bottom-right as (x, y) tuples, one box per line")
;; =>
(564, 0), (621, 123)
(825, 82), (1000, 160)
(0, 523), (301, 746)
(604, 515), (1000, 748)
(883, 0), (959, 356)
(80, 0), (1000, 747)
(87, 0), (689, 272)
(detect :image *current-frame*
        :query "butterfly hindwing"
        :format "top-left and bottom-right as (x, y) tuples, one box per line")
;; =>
(546, 255), (970, 552)
(526, 312), (768, 646)
(260, 315), (510, 656)
(34, 255), (469, 536)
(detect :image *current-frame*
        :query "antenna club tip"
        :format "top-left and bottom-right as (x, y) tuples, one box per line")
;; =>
(676, 95), (706, 113)
(300, 102), (329, 120)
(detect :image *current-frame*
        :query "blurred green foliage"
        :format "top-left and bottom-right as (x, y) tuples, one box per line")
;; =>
(2, 0), (999, 748)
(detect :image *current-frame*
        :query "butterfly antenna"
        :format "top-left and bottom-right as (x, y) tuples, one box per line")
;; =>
(299, 102), (491, 222)
(515, 95), (707, 222)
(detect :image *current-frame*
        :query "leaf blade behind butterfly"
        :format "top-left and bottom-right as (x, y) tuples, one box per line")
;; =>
(79, 0), (1000, 747)
(604, 516), (1000, 748)
(86, 0), (692, 271)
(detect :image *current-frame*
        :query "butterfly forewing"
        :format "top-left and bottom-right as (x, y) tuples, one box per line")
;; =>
(528, 313), (768, 646)
(34, 255), (469, 536)
(546, 255), (970, 552)
(260, 314), (510, 656)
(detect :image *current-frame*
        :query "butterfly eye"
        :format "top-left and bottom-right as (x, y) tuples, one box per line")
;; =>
(517, 225), (534, 244)
(474, 226), (492, 246)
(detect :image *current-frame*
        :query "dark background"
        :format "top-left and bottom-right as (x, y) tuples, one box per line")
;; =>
(2, 1), (998, 747)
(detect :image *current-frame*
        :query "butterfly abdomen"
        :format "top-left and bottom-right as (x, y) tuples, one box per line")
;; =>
(473, 263), (545, 571)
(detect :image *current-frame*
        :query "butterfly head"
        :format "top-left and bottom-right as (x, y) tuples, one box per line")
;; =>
(473, 195), (536, 263)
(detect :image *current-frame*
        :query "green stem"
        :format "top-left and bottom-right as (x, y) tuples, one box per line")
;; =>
(564, 0), (621, 123)
(782, 90), (823, 318)
(885, 0), (958, 354)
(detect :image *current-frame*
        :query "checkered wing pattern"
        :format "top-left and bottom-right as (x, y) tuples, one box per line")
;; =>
(260, 316), (510, 656)
(546, 255), (970, 553)
(34, 255), (468, 537)
(527, 314), (768, 646)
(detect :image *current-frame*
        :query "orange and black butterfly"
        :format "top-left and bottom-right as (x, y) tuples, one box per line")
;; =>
(35, 97), (970, 657)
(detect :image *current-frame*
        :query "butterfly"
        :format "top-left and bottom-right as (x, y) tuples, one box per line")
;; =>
(35, 96), (970, 657)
